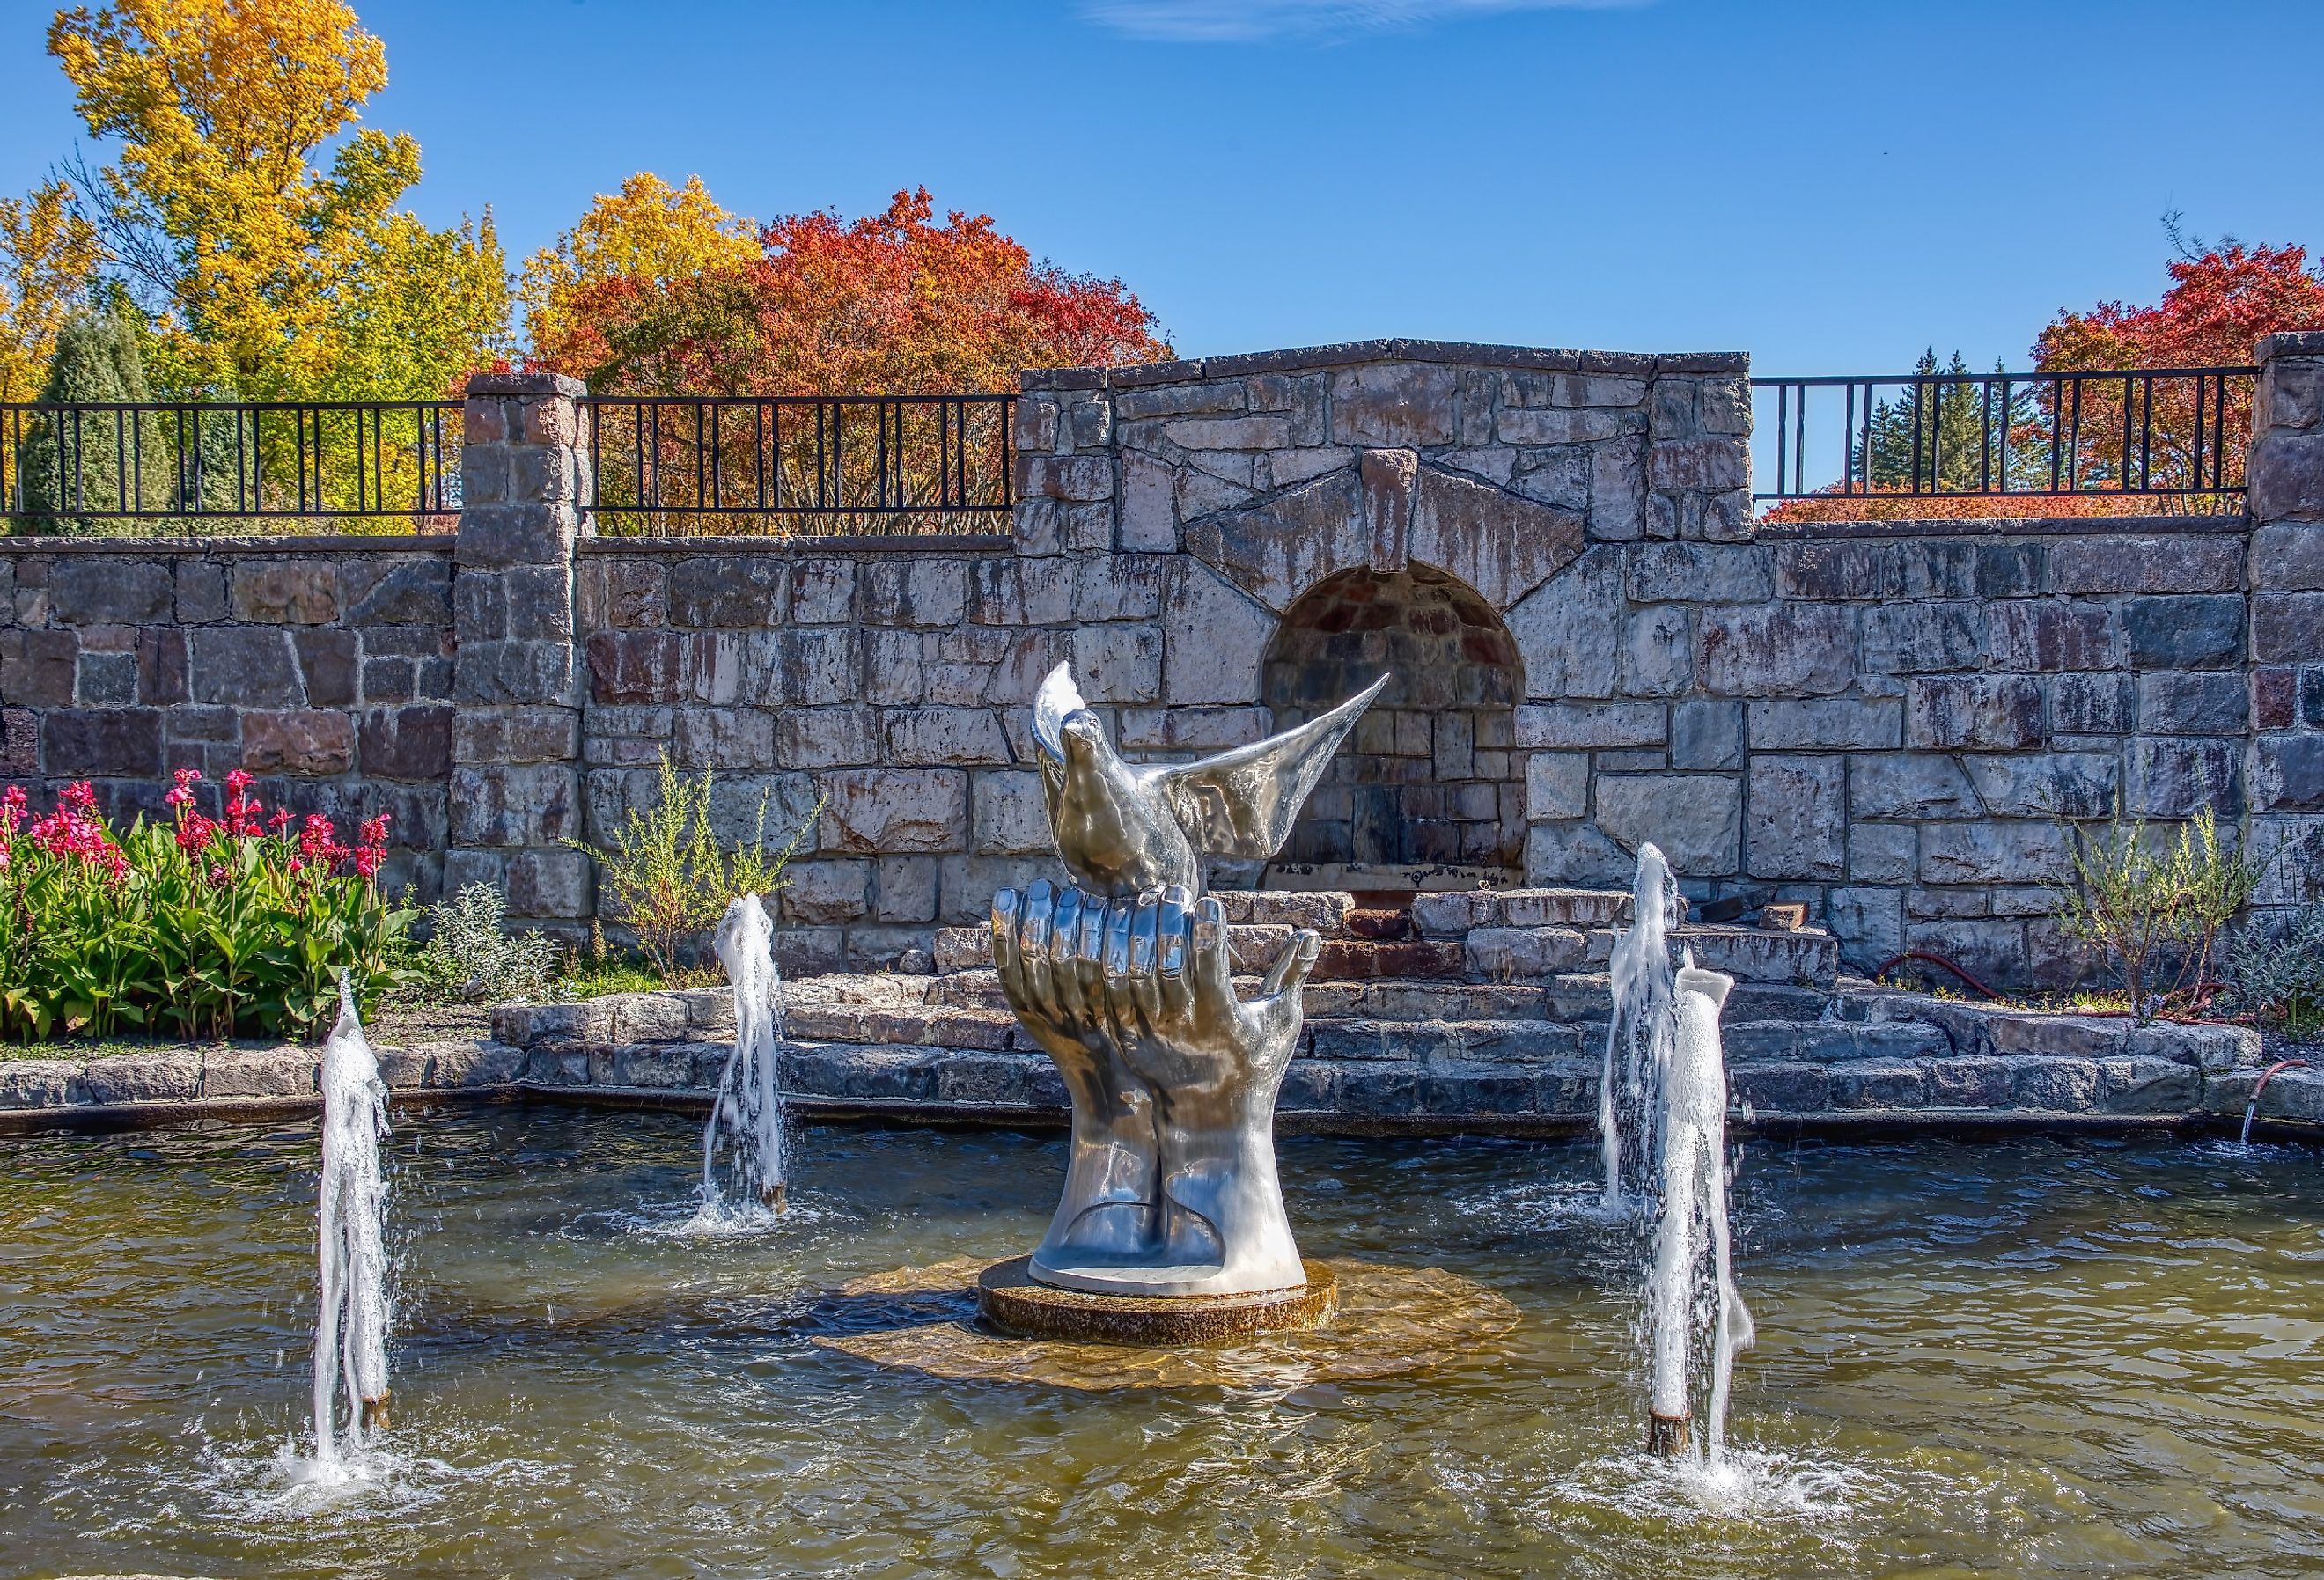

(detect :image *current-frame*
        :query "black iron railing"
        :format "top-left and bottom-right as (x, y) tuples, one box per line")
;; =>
(581, 394), (1014, 537)
(1752, 368), (2254, 507)
(1, 401), (461, 533)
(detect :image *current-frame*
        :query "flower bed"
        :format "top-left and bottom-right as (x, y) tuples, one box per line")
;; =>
(0, 770), (411, 1043)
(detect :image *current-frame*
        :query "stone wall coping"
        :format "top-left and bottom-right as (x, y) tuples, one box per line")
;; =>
(0, 533), (452, 555)
(576, 533), (1014, 556)
(1752, 512), (2250, 541)
(1022, 341), (1750, 391)
(2256, 331), (2324, 360)
(468, 371), (587, 397)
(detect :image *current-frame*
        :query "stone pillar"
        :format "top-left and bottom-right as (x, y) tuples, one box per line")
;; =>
(446, 371), (591, 925)
(2244, 334), (2324, 916)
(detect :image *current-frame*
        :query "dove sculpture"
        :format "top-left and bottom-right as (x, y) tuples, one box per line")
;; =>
(1030, 662), (1387, 899)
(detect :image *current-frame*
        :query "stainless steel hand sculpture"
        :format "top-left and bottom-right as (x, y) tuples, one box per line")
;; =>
(992, 663), (1383, 1298)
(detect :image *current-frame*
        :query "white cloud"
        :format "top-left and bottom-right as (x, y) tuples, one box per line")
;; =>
(1080, 0), (1640, 44)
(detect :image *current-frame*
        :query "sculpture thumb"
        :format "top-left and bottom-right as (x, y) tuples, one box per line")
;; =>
(1260, 928), (1321, 1000)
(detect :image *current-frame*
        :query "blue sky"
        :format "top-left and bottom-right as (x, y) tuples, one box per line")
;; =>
(4, 0), (2320, 374)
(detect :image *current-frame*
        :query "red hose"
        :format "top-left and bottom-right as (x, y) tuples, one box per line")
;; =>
(2253, 1058), (2309, 1100)
(1872, 950), (2000, 1000)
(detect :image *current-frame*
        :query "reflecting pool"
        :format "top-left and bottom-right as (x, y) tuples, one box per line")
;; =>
(4, 1106), (2322, 1578)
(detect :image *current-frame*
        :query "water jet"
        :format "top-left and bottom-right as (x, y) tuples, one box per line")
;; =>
(313, 972), (390, 1466)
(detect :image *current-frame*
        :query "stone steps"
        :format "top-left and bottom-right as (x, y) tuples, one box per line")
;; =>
(931, 906), (1837, 989)
(532, 1040), (2238, 1126)
(1413, 886), (1633, 935)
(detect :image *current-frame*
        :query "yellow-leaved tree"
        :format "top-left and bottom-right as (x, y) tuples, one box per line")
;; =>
(519, 173), (759, 363)
(47, 0), (510, 402)
(0, 180), (102, 403)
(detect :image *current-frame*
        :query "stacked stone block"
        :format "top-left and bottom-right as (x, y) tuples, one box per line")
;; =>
(448, 372), (592, 922)
(577, 538), (1077, 971)
(1262, 563), (1523, 870)
(2246, 332), (2324, 932)
(0, 538), (453, 896)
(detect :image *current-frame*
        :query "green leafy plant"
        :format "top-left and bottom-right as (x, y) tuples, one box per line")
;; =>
(2050, 803), (2261, 1020)
(2230, 906), (2324, 1037)
(0, 771), (412, 1042)
(566, 755), (818, 980)
(557, 923), (668, 1000)
(407, 882), (559, 1005)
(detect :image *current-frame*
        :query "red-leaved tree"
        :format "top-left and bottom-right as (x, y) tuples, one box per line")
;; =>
(1769, 235), (2324, 523)
(2035, 239), (2324, 371)
(533, 187), (1169, 395)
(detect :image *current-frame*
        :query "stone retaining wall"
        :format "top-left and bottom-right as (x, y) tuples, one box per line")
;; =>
(3, 972), (2308, 1135)
(0, 1035), (521, 1124)
(4, 338), (2317, 988)
(0, 536), (456, 898)
(481, 971), (2288, 1131)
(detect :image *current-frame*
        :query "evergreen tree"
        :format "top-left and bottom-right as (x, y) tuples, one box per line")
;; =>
(13, 296), (173, 533)
(1857, 349), (2046, 495)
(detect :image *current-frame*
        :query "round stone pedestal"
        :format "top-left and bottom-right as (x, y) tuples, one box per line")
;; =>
(820, 1257), (1519, 1389)
(976, 1255), (1338, 1345)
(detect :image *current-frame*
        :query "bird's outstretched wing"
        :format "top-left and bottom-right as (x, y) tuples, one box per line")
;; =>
(1155, 675), (1388, 858)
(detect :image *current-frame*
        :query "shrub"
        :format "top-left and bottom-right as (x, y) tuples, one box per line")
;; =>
(2230, 906), (2324, 1035)
(408, 883), (560, 1005)
(0, 771), (413, 1042)
(2050, 803), (2261, 1019)
(567, 755), (818, 979)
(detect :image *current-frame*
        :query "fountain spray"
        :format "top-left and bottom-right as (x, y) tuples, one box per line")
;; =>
(313, 970), (391, 1463)
(706, 894), (790, 1214)
(1600, 844), (1680, 1213)
(1644, 953), (1754, 1460)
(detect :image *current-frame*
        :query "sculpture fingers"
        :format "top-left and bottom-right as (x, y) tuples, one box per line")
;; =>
(1129, 891), (1165, 1028)
(1261, 926), (1320, 997)
(1155, 885), (1194, 1022)
(1072, 893), (1109, 1036)
(1020, 880), (1057, 1013)
(1250, 927), (1322, 1052)
(1104, 928), (1148, 1054)
(1103, 894), (1136, 981)
(1099, 897), (1141, 1056)
(1188, 894), (1235, 1016)
(991, 888), (1026, 1006)
(1048, 886), (1090, 1029)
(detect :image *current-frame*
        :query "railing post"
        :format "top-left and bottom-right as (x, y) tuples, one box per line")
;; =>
(2244, 333), (2324, 916)
(448, 371), (592, 928)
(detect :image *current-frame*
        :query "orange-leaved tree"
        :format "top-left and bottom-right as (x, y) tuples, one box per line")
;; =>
(2034, 236), (2324, 371)
(519, 173), (760, 371)
(530, 185), (1169, 395)
(528, 184), (1168, 535)
(2029, 235), (2324, 511)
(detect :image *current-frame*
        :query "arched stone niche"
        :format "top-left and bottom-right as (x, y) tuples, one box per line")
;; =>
(1261, 563), (1524, 874)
